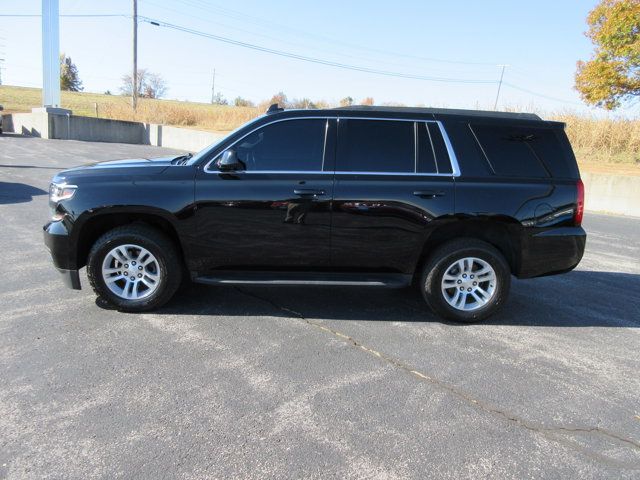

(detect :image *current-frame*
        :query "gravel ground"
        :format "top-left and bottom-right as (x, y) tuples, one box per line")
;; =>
(1, 134), (639, 479)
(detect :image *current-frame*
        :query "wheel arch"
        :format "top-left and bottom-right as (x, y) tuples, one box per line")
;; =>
(416, 216), (522, 279)
(74, 208), (186, 269)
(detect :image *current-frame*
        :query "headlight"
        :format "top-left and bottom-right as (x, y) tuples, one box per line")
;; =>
(49, 182), (77, 202)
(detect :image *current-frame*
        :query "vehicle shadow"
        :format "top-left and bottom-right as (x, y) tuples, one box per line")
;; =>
(0, 182), (48, 205)
(0, 163), (64, 170)
(131, 270), (640, 328)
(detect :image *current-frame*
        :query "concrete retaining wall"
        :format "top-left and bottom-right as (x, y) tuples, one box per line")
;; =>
(2, 111), (225, 152)
(145, 124), (223, 151)
(50, 114), (146, 144)
(582, 172), (640, 217)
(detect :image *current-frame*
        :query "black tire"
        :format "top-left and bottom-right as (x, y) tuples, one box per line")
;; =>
(87, 224), (182, 312)
(420, 238), (511, 323)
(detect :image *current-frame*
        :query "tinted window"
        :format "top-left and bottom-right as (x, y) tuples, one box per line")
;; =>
(428, 123), (453, 174)
(471, 124), (551, 178)
(338, 120), (415, 172)
(417, 122), (452, 174)
(235, 119), (326, 171)
(417, 122), (437, 174)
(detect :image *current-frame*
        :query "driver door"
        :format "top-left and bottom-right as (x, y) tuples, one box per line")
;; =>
(192, 118), (335, 274)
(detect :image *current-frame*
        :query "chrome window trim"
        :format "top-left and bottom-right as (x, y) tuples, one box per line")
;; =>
(321, 119), (329, 171)
(437, 120), (461, 176)
(413, 122), (418, 173)
(203, 115), (461, 177)
(424, 121), (439, 174)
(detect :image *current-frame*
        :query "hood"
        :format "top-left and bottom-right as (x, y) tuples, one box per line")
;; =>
(76, 156), (176, 169)
(53, 156), (178, 181)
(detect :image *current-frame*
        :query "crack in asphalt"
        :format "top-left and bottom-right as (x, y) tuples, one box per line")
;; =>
(233, 286), (640, 466)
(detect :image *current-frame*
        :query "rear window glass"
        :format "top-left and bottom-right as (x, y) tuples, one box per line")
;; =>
(337, 120), (414, 173)
(470, 124), (551, 178)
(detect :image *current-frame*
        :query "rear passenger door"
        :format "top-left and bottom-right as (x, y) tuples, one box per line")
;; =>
(331, 118), (456, 274)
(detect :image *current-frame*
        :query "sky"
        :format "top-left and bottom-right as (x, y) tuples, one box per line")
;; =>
(0, 0), (631, 115)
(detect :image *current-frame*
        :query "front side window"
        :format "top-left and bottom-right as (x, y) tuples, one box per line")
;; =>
(337, 120), (415, 173)
(235, 119), (326, 171)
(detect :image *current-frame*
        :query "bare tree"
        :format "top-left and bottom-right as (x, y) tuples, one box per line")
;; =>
(290, 98), (316, 109)
(339, 96), (354, 107)
(120, 69), (168, 99)
(234, 97), (254, 107)
(212, 92), (228, 105)
(144, 72), (167, 99)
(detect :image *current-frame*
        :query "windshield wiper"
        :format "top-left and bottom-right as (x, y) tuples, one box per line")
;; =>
(171, 153), (193, 165)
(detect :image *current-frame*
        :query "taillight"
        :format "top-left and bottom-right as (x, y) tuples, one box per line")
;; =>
(574, 179), (584, 226)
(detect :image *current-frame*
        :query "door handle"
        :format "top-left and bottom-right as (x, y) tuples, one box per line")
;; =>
(413, 190), (445, 198)
(294, 189), (326, 197)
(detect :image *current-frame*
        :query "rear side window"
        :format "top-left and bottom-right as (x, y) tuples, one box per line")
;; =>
(235, 119), (326, 171)
(470, 124), (551, 178)
(337, 120), (414, 173)
(417, 123), (453, 174)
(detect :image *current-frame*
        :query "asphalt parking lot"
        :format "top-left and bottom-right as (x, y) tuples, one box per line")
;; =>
(1, 133), (639, 479)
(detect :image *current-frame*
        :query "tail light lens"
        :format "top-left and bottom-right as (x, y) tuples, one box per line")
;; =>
(574, 179), (584, 226)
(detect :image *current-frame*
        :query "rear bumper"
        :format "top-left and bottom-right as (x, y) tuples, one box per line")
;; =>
(517, 226), (586, 279)
(43, 220), (81, 290)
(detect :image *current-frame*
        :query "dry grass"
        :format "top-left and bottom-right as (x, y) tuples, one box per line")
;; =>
(100, 100), (260, 131)
(552, 114), (640, 165)
(0, 85), (260, 132)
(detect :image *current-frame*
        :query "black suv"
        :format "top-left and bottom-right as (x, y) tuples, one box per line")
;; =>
(44, 106), (586, 322)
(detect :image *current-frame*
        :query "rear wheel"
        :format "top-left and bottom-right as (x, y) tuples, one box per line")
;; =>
(421, 238), (511, 322)
(87, 224), (182, 312)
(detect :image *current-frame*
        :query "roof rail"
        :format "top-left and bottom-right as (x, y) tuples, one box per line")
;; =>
(333, 105), (541, 121)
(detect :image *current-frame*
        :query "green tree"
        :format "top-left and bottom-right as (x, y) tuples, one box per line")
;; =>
(60, 54), (83, 91)
(575, 0), (640, 109)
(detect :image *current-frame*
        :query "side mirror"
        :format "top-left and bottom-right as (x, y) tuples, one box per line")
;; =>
(0, 105), (4, 111)
(218, 149), (243, 171)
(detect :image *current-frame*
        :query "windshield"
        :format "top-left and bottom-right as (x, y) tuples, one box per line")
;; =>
(185, 115), (265, 166)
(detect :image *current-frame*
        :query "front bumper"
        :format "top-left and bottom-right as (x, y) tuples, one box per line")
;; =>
(43, 220), (81, 290)
(517, 226), (586, 279)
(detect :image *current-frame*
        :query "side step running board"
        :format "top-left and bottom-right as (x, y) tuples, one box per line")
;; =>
(193, 271), (412, 288)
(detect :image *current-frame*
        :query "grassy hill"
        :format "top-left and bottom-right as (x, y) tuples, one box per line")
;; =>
(0, 85), (260, 132)
(1, 85), (638, 174)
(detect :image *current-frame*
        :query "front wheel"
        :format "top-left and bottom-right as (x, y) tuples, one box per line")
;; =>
(87, 224), (182, 312)
(421, 238), (511, 322)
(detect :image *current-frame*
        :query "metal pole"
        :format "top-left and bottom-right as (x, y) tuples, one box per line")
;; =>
(132, 0), (138, 110)
(42, 0), (61, 107)
(210, 68), (215, 104)
(493, 64), (508, 111)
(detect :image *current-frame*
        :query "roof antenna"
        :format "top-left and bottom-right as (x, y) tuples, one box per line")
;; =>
(266, 103), (284, 114)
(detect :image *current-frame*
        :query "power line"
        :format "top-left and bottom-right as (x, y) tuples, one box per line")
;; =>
(173, 0), (500, 67)
(140, 16), (497, 85)
(502, 82), (581, 105)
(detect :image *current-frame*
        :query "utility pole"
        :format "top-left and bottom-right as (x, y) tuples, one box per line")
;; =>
(132, 0), (138, 110)
(210, 69), (216, 104)
(493, 64), (509, 111)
